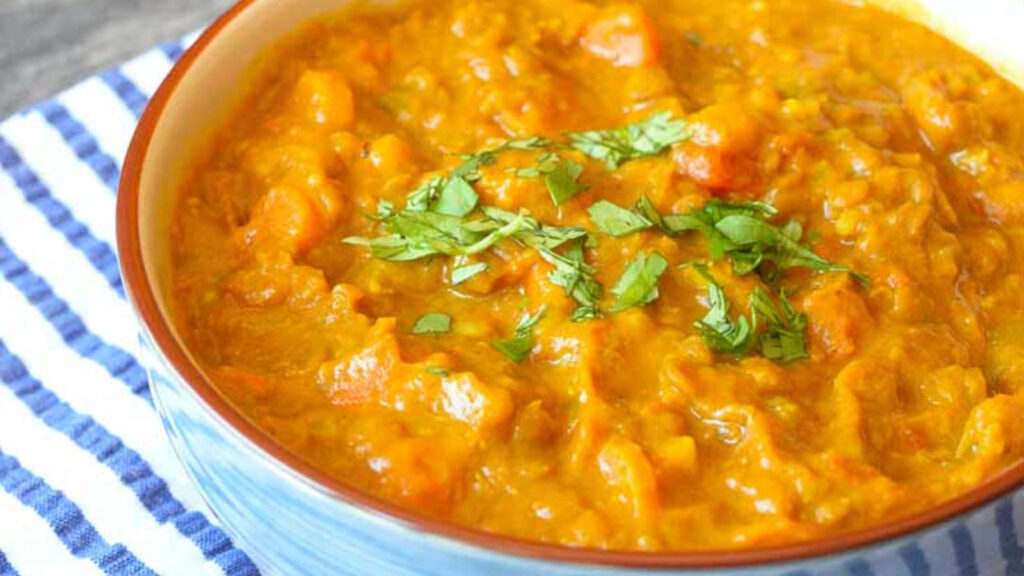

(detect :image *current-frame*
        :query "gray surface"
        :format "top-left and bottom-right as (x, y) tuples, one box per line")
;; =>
(0, 0), (235, 118)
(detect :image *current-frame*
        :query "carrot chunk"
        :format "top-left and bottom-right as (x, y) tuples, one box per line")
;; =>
(291, 70), (356, 130)
(597, 437), (660, 525)
(317, 319), (400, 406)
(581, 5), (661, 67)
(240, 186), (326, 254)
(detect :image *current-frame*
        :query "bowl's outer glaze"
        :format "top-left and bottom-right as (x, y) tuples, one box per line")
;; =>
(140, 333), (1024, 576)
(119, 0), (1024, 573)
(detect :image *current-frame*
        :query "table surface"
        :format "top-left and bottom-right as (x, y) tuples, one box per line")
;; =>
(0, 0), (235, 118)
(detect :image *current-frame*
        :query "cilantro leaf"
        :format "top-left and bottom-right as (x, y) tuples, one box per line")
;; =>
(482, 206), (588, 251)
(492, 306), (546, 362)
(344, 209), (528, 261)
(713, 215), (868, 285)
(567, 111), (689, 169)
(686, 264), (809, 361)
(610, 251), (669, 312)
(412, 313), (451, 334)
(457, 137), (552, 181)
(451, 262), (489, 286)
(538, 240), (603, 321)
(587, 200), (653, 236)
(688, 264), (754, 354)
(406, 176), (446, 212)
(543, 156), (586, 206)
(513, 152), (587, 206)
(434, 175), (479, 217)
(749, 288), (808, 362)
(376, 199), (395, 218)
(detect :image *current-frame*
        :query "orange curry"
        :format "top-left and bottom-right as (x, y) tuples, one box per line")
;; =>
(171, 0), (1024, 550)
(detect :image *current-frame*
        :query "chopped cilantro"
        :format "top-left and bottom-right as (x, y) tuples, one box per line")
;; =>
(434, 175), (479, 217)
(587, 200), (653, 236)
(688, 264), (754, 354)
(514, 152), (587, 206)
(686, 264), (809, 361)
(412, 313), (451, 335)
(750, 288), (808, 363)
(567, 111), (689, 169)
(376, 199), (395, 218)
(610, 251), (669, 312)
(451, 262), (489, 286)
(492, 306), (546, 362)
(538, 240), (603, 321)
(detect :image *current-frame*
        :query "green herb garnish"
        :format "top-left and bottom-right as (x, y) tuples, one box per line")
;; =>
(425, 366), (451, 376)
(587, 200), (654, 237)
(451, 262), (489, 286)
(514, 152), (587, 206)
(538, 240), (603, 321)
(749, 288), (808, 362)
(457, 136), (551, 181)
(376, 199), (395, 218)
(688, 264), (754, 354)
(686, 264), (809, 361)
(567, 111), (689, 169)
(590, 196), (865, 286)
(434, 176), (479, 217)
(610, 252), (669, 312)
(405, 175), (445, 212)
(343, 209), (528, 261)
(481, 206), (588, 251)
(492, 306), (546, 362)
(713, 215), (868, 286)
(412, 313), (452, 335)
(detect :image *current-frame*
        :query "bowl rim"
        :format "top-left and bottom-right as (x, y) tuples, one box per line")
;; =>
(117, 0), (1024, 568)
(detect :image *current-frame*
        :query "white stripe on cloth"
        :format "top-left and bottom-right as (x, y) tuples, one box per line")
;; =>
(0, 385), (227, 576)
(0, 114), (117, 246)
(119, 49), (175, 97)
(59, 77), (140, 168)
(0, 174), (138, 354)
(182, 30), (203, 48)
(0, 277), (210, 516)
(0, 488), (108, 576)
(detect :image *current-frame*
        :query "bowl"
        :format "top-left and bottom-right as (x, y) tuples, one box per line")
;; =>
(117, 0), (1024, 574)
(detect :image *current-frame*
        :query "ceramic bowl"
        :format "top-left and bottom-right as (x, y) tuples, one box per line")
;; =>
(117, 0), (1024, 574)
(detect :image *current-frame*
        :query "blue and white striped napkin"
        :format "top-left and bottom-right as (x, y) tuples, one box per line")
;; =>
(0, 32), (263, 576)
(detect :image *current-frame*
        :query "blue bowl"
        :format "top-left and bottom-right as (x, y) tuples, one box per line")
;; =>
(116, 0), (1024, 573)
(136, 333), (1024, 576)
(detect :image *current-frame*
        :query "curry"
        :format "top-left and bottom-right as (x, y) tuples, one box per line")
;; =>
(171, 0), (1024, 551)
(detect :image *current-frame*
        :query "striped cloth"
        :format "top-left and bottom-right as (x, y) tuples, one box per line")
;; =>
(0, 33), (263, 576)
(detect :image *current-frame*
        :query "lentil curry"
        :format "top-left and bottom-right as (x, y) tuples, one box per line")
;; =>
(171, 0), (1024, 550)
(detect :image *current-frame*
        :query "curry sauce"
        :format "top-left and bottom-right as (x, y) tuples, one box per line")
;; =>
(171, 0), (1024, 550)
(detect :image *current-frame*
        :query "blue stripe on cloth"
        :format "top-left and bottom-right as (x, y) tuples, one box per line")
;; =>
(35, 101), (121, 191)
(0, 550), (19, 576)
(0, 337), (261, 576)
(100, 70), (148, 119)
(997, 498), (1024, 576)
(162, 42), (185, 63)
(951, 523), (980, 576)
(0, 451), (159, 576)
(898, 543), (931, 576)
(0, 238), (150, 402)
(0, 135), (124, 297)
(845, 559), (875, 576)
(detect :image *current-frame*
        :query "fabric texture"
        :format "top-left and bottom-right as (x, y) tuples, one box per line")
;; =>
(0, 33), (262, 576)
